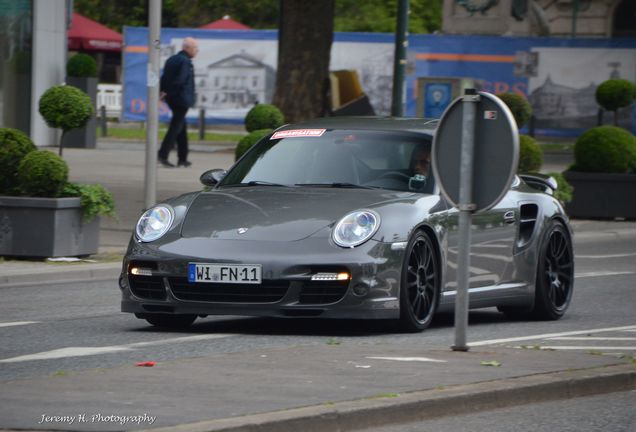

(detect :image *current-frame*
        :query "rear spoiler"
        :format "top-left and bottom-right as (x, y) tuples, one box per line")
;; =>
(519, 173), (558, 195)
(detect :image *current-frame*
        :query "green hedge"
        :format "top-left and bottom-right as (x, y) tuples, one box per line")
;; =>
(235, 129), (272, 160)
(496, 92), (532, 129)
(518, 134), (543, 173)
(0, 128), (36, 194)
(67, 53), (97, 78)
(595, 79), (636, 112)
(17, 151), (69, 197)
(546, 172), (573, 204)
(39, 85), (94, 132)
(244, 104), (284, 132)
(572, 126), (636, 173)
(61, 182), (116, 222)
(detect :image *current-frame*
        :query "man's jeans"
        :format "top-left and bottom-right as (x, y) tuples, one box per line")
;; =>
(158, 104), (189, 163)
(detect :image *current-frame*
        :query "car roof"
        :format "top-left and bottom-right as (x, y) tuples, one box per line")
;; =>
(276, 116), (438, 135)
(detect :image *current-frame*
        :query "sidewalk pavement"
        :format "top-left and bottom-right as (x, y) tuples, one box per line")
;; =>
(0, 340), (634, 431)
(1, 139), (635, 431)
(1, 139), (636, 287)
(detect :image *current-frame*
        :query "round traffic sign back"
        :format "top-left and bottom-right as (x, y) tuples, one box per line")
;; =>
(432, 91), (519, 213)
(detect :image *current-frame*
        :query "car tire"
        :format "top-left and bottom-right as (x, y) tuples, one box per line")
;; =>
(531, 220), (574, 320)
(142, 314), (197, 329)
(398, 231), (440, 332)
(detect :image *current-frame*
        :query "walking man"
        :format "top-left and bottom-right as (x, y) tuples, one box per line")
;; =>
(158, 37), (198, 167)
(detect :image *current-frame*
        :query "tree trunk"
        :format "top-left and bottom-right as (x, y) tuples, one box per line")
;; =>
(272, 0), (335, 122)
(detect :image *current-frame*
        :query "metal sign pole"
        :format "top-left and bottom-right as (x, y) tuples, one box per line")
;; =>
(144, 0), (161, 210)
(452, 89), (480, 352)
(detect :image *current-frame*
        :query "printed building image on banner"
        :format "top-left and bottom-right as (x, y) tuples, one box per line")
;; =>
(528, 47), (636, 132)
(123, 28), (394, 124)
(159, 36), (277, 115)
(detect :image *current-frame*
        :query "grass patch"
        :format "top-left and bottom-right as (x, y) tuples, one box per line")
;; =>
(368, 392), (400, 399)
(537, 141), (574, 152)
(107, 127), (245, 143)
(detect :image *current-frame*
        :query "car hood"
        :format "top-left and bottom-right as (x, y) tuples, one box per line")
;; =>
(180, 186), (415, 241)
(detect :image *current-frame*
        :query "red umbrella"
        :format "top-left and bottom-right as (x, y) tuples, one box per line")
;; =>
(68, 12), (123, 52)
(199, 15), (251, 30)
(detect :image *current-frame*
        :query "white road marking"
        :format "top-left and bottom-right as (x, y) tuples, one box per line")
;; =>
(0, 346), (131, 362)
(0, 333), (235, 363)
(547, 337), (636, 341)
(366, 356), (447, 363)
(0, 321), (40, 328)
(468, 325), (636, 347)
(575, 271), (635, 278)
(577, 252), (636, 259)
(530, 346), (636, 351)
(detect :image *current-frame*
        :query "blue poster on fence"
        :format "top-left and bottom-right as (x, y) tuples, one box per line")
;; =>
(424, 82), (452, 119)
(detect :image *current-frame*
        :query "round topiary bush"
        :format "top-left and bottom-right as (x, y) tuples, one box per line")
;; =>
(17, 151), (69, 197)
(496, 92), (532, 129)
(244, 104), (284, 132)
(0, 128), (37, 194)
(518, 134), (543, 173)
(67, 53), (97, 78)
(39, 85), (94, 132)
(235, 129), (272, 160)
(595, 79), (636, 112)
(573, 126), (636, 173)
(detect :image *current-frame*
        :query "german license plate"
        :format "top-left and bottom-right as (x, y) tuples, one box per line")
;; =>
(188, 263), (262, 284)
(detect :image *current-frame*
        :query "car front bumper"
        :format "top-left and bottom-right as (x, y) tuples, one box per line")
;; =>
(120, 236), (406, 320)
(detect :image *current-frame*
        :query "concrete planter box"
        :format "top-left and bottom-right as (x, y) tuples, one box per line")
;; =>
(0, 196), (99, 257)
(62, 76), (97, 149)
(564, 171), (636, 220)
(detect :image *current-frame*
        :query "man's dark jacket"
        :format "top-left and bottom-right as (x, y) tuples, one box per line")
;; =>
(160, 50), (195, 108)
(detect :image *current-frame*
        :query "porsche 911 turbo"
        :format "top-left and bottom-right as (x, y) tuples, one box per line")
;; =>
(120, 117), (574, 332)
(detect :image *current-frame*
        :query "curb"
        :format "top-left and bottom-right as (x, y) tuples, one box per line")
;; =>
(573, 229), (636, 243)
(142, 363), (635, 432)
(0, 262), (121, 288)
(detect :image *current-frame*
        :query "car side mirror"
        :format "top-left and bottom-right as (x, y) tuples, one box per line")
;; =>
(200, 169), (227, 187)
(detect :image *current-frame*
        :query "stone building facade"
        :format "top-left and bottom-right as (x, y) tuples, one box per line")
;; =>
(442, 0), (634, 38)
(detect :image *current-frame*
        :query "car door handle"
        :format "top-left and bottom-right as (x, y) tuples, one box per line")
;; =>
(503, 211), (516, 224)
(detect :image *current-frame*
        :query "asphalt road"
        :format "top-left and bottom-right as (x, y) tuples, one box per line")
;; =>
(364, 390), (636, 432)
(1, 232), (634, 382)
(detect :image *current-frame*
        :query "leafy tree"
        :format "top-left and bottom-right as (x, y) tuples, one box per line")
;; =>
(272, 0), (335, 122)
(334, 0), (442, 33)
(74, 0), (442, 33)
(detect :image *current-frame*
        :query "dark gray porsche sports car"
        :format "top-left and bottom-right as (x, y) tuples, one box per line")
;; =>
(120, 117), (574, 332)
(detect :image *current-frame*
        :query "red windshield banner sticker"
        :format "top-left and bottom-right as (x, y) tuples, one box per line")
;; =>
(271, 129), (326, 139)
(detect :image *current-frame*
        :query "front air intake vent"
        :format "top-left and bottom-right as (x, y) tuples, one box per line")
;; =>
(168, 278), (289, 303)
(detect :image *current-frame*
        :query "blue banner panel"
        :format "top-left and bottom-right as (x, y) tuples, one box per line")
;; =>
(407, 35), (636, 136)
(122, 27), (636, 136)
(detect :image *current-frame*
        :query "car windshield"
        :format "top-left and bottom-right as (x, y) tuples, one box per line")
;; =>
(220, 129), (436, 193)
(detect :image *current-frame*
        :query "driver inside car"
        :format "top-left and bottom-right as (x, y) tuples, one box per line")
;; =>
(408, 145), (432, 192)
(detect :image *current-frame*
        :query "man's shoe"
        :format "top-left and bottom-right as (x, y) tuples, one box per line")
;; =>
(178, 161), (192, 167)
(158, 158), (175, 168)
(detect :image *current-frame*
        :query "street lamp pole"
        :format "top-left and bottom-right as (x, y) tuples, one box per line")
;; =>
(144, 0), (161, 210)
(391, 0), (409, 117)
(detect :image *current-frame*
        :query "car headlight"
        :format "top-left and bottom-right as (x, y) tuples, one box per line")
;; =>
(332, 210), (380, 248)
(135, 205), (174, 242)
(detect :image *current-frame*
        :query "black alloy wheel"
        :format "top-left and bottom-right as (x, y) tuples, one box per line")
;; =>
(399, 231), (440, 332)
(533, 220), (574, 320)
